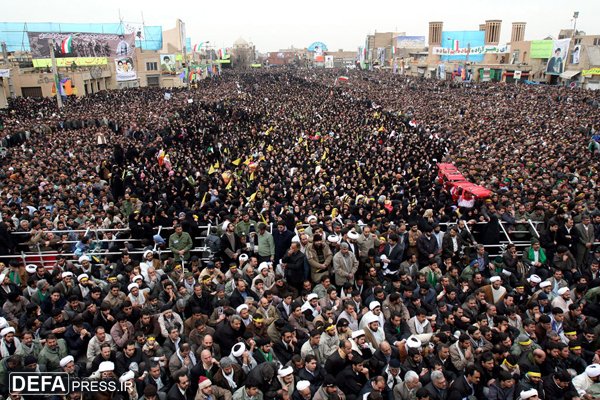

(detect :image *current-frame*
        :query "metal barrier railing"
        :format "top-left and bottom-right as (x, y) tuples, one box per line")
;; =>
(3, 218), (589, 267)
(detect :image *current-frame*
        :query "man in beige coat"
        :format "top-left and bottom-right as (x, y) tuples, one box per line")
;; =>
(332, 243), (358, 287)
(306, 234), (333, 283)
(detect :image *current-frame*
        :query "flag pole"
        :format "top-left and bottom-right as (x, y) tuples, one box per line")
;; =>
(49, 41), (63, 108)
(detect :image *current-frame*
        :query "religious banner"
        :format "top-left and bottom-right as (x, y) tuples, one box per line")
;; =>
(530, 40), (553, 59)
(546, 39), (570, 74)
(0, 69), (11, 78)
(32, 58), (108, 68)
(28, 32), (135, 58)
(583, 68), (600, 76)
(514, 70), (522, 80)
(432, 45), (510, 56)
(115, 57), (137, 81)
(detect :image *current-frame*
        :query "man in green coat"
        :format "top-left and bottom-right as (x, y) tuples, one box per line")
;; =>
(169, 224), (193, 262)
(235, 212), (257, 238)
(38, 335), (68, 372)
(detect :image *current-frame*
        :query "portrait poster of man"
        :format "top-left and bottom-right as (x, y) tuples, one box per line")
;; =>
(546, 39), (571, 74)
(161, 54), (177, 75)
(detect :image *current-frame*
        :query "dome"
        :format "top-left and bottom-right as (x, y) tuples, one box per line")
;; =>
(233, 37), (249, 48)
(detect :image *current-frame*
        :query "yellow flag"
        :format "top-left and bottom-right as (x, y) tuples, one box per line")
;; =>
(322, 150), (327, 161)
(378, 126), (384, 132)
(226, 180), (232, 190)
(260, 213), (267, 224)
(201, 192), (207, 203)
(250, 172), (255, 181)
(267, 145), (273, 152)
(298, 137), (303, 144)
(214, 161), (220, 169)
(232, 158), (241, 166)
(249, 191), (257, 202)
(208, 165), (215, 175)
(243, 158), (252, 165)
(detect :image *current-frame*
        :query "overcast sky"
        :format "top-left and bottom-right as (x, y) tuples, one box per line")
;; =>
(3, 0), (595, 52)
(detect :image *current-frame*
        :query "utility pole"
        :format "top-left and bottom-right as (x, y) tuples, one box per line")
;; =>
(1, 41), (16, 98)
(49, 41), (63, 108)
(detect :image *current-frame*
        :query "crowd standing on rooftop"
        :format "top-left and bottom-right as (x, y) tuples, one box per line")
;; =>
(0, 69), (600, 400)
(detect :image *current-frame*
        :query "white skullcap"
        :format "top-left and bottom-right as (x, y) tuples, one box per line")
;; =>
(348, 231), (359, 240)
(586, 364), (600, 377)
(127, 283), (139, 292)
(62, 272), (73, 278)
(0, 327), (15, 337)
(365, 314), (379, 325)
(539, 281), (551, 288)
(232, 343), (246, 357)
(236, 304), (249, 314)
(258, 262), (269, 272)
(306, 293), (318, 302)
(77, 274), (89, 282)
(307, 216), (318, 223)
(558, 287), (569, 295)
(78, 255), (90, 263)
(60, 355), (74, 367)
(133, 275), (143, 282)
(406, 336), (422, 349)
(0, 318), (8, 330)
(26, 264), (37, 274)
(278, 366), (294, 377)
(369, 301), (381, 311)
(520, 389), (538, 399)
(143, 250), (153, 259)
(352, 329), (365, 339)
(489, 276), (501, 283)
(296, 381), (310, 391)
(98, 361), (115, 372)
(239, 254), (249, 262)
(292, 236), (300, 243)
(528, 274), (541, 284)
(119, 371), (135, 383)
(327, 235), (339, 243)
(222, 221), (231, 231)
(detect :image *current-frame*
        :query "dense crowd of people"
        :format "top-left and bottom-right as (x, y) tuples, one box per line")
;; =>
(0, 68), (599, 400)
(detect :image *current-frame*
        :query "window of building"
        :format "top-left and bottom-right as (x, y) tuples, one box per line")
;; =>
(594, 38), (600, 46)
(146, 62), (158, 71)
(575, 38), (582, 45)
(511, 50), (520, 64)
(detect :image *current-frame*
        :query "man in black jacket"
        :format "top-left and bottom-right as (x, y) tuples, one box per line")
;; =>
(542, 371), (575, 400)
(448, 365), (480, 400)
(214, 315), (245, 356)
(336, 356), (368, 400)
(383, 312), (411, 346)
(282, 242), (305, 291)
(272, 327), (300, 365)
(185, 284), (213, 317)
(143, 361), (172, 395)
(115, 340), (150, 376)
(228, 279), (259, 310)
(167, 371), (193, 400)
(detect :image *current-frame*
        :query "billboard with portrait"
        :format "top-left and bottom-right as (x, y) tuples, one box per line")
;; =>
(28, 32), (135, 58)
(397, 36), (425, 48)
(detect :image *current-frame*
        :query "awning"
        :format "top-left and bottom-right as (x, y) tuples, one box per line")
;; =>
(560, 70), (580, 79)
